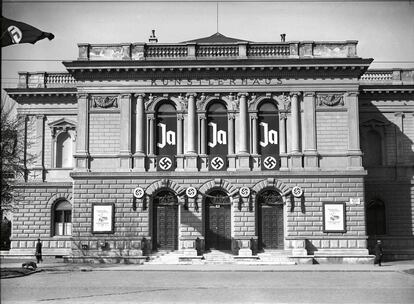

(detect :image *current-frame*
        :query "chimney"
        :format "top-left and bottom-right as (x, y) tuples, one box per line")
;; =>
(149, 30), (158, 43)
(280, 33), (286, 42)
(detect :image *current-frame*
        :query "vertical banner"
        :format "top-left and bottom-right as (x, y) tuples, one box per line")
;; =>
(207, 102), (228, 171)
(258, 102), (280, 170)
(156, 103), (176, 171)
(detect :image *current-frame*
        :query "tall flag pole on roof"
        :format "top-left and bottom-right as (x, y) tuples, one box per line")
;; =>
(1, 16), (54, 47)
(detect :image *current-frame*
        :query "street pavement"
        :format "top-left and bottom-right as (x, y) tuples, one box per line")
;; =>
(1, 258), (414, 303)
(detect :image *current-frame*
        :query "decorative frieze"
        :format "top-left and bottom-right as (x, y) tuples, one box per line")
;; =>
(91, 95), (118, 108)
(317, 94), (344, 107)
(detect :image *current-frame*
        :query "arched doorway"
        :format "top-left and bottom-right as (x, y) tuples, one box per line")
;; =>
(205, 190), (231, 250)
(257, 189), (284, 250)
(152, 190), (178, 251)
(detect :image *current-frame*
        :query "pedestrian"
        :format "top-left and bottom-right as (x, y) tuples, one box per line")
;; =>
(35, 238), (43, 263)
(374, 240), (383, 266)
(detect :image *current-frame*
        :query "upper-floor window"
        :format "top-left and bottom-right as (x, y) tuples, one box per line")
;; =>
(364, 130), (382, 167)
(156, 102), (177, 156)
(56, 132), (73, 168)
(207, 101), (228, 156)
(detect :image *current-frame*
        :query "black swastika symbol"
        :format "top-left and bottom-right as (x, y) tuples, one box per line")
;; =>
(159, 157), (172, 170)
(211, 157), (224, 170)
(263, 156), (277, 169)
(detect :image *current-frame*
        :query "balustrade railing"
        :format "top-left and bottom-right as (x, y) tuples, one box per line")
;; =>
(196, 44), (239, 58)
(145, 44), (188, 58)
(248, 44), (290, 57)
(360, 71), (393, 81)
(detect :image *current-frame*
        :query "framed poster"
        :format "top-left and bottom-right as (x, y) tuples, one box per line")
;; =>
(323, 202), (346, 233)
(92, 203), (114, 233)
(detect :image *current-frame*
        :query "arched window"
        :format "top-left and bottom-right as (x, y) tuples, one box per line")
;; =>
(56, 132), (73, 168)
(207, 102), (228, 155)
(366, 199), (386, 235)
(156, 102), (177, 155)
(53, 200), (72, 236)
(362, 130), (382, 167)
(258, 101), (279, 170)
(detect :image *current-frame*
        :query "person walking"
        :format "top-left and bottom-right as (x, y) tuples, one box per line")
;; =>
(374, 240), (384, 266)
(35, 238), (43, 263)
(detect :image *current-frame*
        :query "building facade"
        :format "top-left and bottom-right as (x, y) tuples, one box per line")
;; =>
(5, 33), (414, 263)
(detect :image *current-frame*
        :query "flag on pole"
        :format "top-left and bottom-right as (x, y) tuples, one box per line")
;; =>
(1, 16), (54, 47)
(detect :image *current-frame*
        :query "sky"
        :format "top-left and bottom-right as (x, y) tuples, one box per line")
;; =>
(2, 0), (414, 90)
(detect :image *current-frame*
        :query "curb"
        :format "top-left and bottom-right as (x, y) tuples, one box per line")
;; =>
(1, 269), (43, 279)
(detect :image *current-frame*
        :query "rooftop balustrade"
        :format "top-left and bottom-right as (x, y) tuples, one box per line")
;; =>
(77, 40), (358, 61)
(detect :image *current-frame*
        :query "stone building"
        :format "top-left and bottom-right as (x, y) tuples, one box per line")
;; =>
(5, 33), (414, 263)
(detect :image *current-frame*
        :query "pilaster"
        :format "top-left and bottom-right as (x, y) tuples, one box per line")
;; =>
(279, 113), (288, 170)
(74, 93), (90, 171)
(346, 92), (363, 169)
(119, 93), (132, 170)
(147, 113), (156, 171)
(303, 92), (318, 169)
(32, 114), (45, 181)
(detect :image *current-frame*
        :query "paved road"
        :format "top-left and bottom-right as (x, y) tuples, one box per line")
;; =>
(2, 269), (414, 303)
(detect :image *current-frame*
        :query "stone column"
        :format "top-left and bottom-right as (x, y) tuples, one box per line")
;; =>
(32, 114), (45, 180)
(147, 114), (156, 171)
(176, 113), (185, 171)
(200, 114), (206, 155)
(290, 92), (302, 169)
(237, 93), (250, 170)
(133, 93), (146, 171)
(74, 94), (89, 171)
(250, 113), (260, 170)
(279, 113), (288, 170)
(119, 94), (132, 170)
(394, 112), (405, 179)
(303, 92), (318, 169)
(185, 93), (198, 170)
(227, 113), (236, 170)
(199, 113), (208, 171)
(346, 92), (363, 169)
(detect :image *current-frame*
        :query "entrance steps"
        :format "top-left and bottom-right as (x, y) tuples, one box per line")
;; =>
(145, 249), (296, 265)
(203, 250), (234, 264)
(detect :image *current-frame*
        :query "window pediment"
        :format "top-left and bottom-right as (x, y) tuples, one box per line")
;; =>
(48, 118), (77, 138)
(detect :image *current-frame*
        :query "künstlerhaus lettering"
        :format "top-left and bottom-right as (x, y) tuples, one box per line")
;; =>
(150, 78), (282, 86)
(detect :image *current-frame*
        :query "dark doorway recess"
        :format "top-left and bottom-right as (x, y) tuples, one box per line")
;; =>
(205, 190), (231, 250)
(152, 190), (178, 251)
(257, 189), (284, 250)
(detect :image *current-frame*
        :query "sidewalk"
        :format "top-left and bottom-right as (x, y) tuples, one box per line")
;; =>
(2, 257), (414, 273)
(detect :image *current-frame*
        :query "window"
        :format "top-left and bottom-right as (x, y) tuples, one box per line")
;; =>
(362, 130), (382, 167)
(53, 200), (72, 236)
(56, 132), (73, 168)
(366, 199), (386, 235)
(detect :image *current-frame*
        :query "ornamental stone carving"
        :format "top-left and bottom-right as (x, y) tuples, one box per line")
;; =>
(91, 95), (118, 108)
(196, 93), (207, 111)
(275, 94), (291, 111)
(144, 94), (155, 111)
(317, 94), (344, 107)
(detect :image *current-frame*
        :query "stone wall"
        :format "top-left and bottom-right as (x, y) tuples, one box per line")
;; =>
(10, 183), (73, 255)
(70, 172), (367, 257)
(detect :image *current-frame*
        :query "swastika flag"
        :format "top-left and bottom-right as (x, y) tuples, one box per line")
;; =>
(1, 17), (54, 47)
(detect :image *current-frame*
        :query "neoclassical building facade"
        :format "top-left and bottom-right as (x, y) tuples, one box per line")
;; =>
(5, 33), (414, 263)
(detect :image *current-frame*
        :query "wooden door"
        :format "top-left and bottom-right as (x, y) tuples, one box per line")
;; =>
(154, 204), (178, 250)
(259, 204), (284, 249)
(206, 204), (231, 250)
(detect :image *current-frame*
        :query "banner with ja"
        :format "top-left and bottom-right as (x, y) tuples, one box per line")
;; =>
(1, 17), (54, 47)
